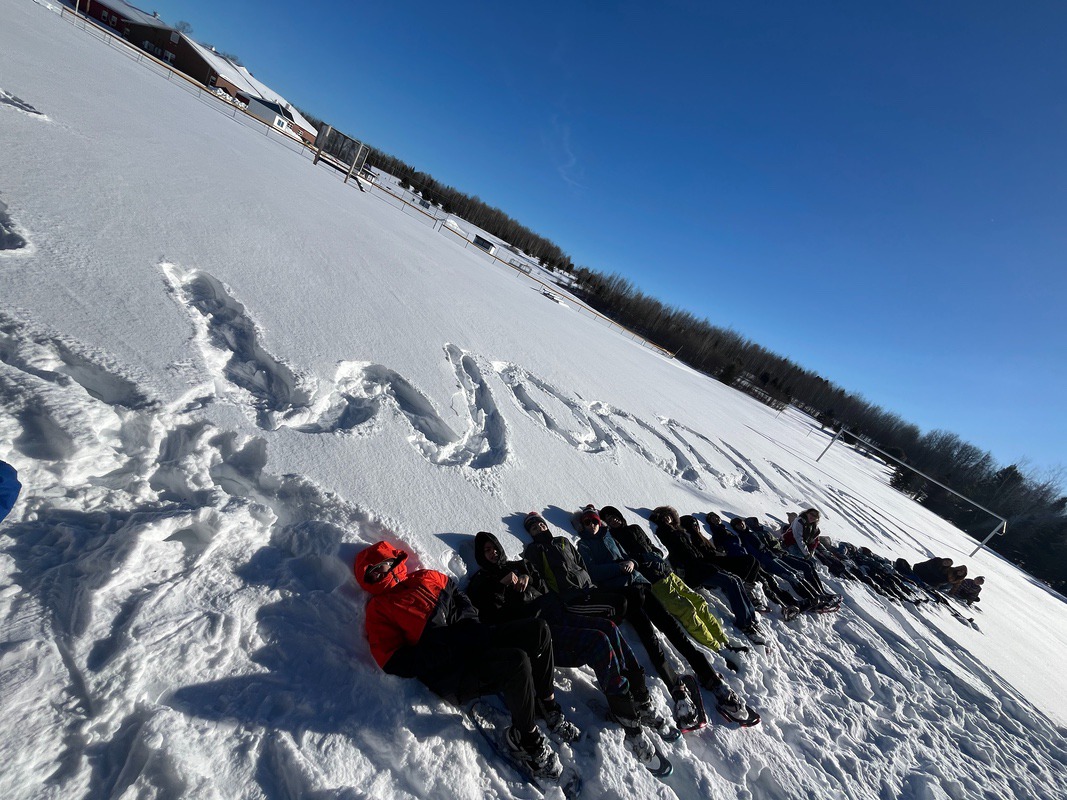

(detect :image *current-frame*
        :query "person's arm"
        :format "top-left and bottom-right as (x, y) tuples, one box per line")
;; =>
(365, 599), (416, 675)
(466, 571), (508, 624)
(578, 538), (628, 584)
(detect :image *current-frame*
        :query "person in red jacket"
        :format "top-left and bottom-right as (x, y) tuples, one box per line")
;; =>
(354, 540), (576, 782)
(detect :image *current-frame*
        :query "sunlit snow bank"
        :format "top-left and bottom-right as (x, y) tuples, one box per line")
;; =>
(1, 1), (1065, 798)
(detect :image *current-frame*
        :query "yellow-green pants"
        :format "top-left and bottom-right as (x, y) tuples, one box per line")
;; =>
(650, 572), (728, 650)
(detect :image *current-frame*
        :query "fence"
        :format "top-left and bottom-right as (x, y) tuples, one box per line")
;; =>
(48, 2), (318, 160)
(814, 426), (1008, 557)
(43, 0), (674, 360)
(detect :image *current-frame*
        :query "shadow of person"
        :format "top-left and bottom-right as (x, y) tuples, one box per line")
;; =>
(543, 504), (577, 534)
(434, 531), (480, 578)
(166, 524), (470, 797)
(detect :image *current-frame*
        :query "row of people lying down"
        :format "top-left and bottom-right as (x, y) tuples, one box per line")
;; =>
(897, 556), (985, 603)
(778, 508), (987, 606)
(352, 503), (839, 782)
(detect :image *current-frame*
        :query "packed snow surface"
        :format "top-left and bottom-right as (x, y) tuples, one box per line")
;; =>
(1, 2), (1065, 798)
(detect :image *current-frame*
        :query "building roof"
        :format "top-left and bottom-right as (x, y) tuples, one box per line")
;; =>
(183, 38), (317, 136)
(94, 0), (170, 30)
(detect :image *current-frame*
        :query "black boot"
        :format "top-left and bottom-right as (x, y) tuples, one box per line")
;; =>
(624, 667), (650, 707)
(606, 689), (642, 732)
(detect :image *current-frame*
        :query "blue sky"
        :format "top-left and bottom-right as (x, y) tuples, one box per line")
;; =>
(141, 0), (1065, 481)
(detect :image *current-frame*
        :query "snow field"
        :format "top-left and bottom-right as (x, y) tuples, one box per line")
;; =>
(2, 1), (1066, 797)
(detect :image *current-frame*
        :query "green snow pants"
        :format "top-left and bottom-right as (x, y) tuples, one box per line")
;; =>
(650, 572), (728, 651)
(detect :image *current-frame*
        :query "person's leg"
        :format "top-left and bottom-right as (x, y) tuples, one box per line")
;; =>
(485, 618), (556, 706)
(641, 590), (720, 688)
(456, 646), (538, 732)
(548, 622), (623, 693)
(781, 552), (831, 596)
(563, 588), (627, 622)
(700, 570), (756, 629)
(650, 573), (728, 650)
(714, 554), (762, 584)
(593, 586), (674, 689)
(555, 611), (641, 675)
(766, 556), (819, 602)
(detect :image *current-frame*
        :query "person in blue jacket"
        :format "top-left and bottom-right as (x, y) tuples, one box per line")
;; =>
(0, 460), (21, 524)
(567, 506), (752, 725)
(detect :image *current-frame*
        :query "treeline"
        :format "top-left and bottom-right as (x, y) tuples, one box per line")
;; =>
(298, 110), (573, 271)
(569, 268), (1067, 593)
(297, 109), (1065, 592)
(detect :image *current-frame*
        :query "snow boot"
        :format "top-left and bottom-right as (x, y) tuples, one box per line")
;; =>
(671, 681), (700, 731)
(712, 685), (760, 726)
(746, 581), (770, 612)
(626, 727), (657, 763)
(637, 697), (673, 740)
(742, 620), (769, 645)
(506, 726), (563, 781)
(540, 699), (581, 743)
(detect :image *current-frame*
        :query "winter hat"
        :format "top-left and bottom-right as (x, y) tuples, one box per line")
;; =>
(579, 505), (601, 526)
(523, 511), (546, 533)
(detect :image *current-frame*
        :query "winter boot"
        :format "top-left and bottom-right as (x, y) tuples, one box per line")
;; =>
(625, 727), (658, 765)
(816, 593), (842, 611)
(624, 667), (650, 707)
(671, 681), (700, 730)
(713, 685), (746, 720)
(698, 670), (725, 692)
(606, 689), (642, 730)
(637, 696), (673, 739)
(506, 726), (563, 781)
(540, 699), (582, 743)
(746, 581), (770, 612)
(741, 620), (769, 645)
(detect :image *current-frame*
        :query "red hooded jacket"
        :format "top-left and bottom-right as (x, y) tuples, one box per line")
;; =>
(354, 541), (480, 678)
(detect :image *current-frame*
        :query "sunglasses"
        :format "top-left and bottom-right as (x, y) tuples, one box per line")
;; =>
(366, 557), (398, 583)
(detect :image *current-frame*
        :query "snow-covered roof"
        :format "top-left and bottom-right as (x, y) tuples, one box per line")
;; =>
(183, 37), (317, 136)
(95, 0), (170, 29)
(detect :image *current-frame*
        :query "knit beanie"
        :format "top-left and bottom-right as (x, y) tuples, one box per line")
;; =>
(523, 511), (545, 533)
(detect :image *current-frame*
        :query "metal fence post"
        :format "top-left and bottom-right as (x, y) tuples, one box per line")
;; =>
(815, 427), (844, 462)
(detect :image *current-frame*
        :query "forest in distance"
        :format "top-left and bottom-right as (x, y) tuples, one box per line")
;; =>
(301, 112), (1067, 595)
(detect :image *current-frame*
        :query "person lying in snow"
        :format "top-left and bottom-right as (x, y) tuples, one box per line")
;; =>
(944, 564), (969, 593)
(950, 575), (984, 604)
(466, 530), (662, 761)
(572, 505), (747, 665)
(726, 516), (841, 612)
(702, 511), (807, 619)
(908, 556), (960, 590)
(814, 540), (924, 603)
(783, 508), (822, 559)
(520, 510), (752, 727)
(615, 503), (765, 643)
(354, 540), (576, 782)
